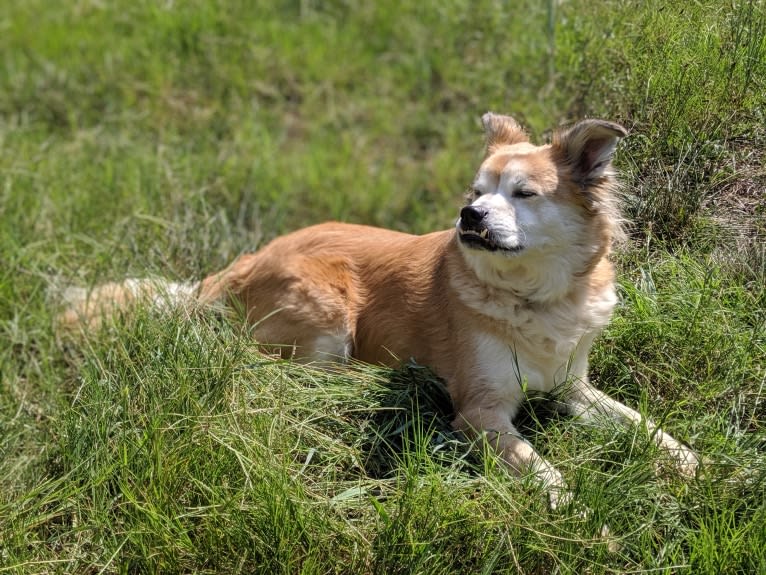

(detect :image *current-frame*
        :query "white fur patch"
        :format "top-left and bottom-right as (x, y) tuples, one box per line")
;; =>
(152, 280), (200, 310)
(465, 283), (617, 405)
(312, 333), (352, 363)
(473, 331), (567, 399)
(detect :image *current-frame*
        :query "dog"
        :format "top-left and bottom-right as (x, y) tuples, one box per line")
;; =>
(60, 113), (698, 507)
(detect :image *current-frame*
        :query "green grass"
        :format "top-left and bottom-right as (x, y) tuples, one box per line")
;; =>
(1, 0), (765, 572)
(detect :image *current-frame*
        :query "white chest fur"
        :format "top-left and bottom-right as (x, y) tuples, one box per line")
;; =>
(473, 330), (581, 397)
(468, 286), (617, 400)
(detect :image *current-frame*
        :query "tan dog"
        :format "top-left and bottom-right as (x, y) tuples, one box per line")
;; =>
(61, 113), (698, 506)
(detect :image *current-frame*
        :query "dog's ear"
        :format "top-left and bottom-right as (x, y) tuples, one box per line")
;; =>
(482, 112), (529, 155)
(552, 119), (628, 183)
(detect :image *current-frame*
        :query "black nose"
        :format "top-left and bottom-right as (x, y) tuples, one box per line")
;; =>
(460, 205), (488, 230)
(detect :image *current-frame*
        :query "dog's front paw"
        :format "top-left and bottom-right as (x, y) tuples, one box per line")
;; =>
(547, 484), (574, 511)
(658, 434), (700, 478)
(533, 461), (570, 510)
(673, 445), (700, 477)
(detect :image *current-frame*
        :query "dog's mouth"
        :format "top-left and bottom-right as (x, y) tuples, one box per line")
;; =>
(457, 227), (523, 253)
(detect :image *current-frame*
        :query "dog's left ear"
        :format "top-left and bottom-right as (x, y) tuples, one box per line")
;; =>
(482, 112), (529, 156)
(553, 119), (628, 183)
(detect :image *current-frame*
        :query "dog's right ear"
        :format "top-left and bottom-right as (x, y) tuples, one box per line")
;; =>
(482, 112), (529, 156)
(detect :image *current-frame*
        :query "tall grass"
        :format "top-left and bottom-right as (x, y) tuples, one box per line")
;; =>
(1, 0), (764, 573)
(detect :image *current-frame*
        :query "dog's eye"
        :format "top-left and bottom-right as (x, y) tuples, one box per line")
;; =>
(512, 189), (537, 198)
(466, 188), (483, 202)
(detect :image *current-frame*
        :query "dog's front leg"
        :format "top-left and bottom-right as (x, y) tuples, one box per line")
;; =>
(559, 379), (699, 475)
(453, 406), (570, 509)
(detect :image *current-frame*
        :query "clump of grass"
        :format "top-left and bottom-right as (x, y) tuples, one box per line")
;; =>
(555, 0), (766, 253)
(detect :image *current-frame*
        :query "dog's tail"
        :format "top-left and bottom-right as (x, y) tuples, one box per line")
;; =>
(55, 278), (202, 332)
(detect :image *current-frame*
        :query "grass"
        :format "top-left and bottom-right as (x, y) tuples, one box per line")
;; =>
(1, 0), (765, 572)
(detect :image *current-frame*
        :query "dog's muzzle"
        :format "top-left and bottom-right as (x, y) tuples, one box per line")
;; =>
(460, 205), (488, 233)
(458, 205), (495, 250)
(458, 206), (522, 253)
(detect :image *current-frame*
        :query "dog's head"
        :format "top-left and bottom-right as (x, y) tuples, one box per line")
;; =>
(456, 113), (626, 283)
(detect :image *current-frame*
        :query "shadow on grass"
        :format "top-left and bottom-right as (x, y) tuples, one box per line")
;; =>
(356, 361), (563, 481)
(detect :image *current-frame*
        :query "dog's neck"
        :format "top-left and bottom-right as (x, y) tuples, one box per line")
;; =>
(455, 244), (590, 305)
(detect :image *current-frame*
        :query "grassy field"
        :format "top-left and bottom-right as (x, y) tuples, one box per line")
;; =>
(1, 0), (765, 573)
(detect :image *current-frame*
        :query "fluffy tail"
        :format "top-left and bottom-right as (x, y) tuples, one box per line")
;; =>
(56, 278), (201, 331)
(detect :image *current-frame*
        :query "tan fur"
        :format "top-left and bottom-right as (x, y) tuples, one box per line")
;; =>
(59, 280), (163, 329)
(482, 112), (529, 155)
(199, 225), (459, 364)
(59, 113), (697, 506)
